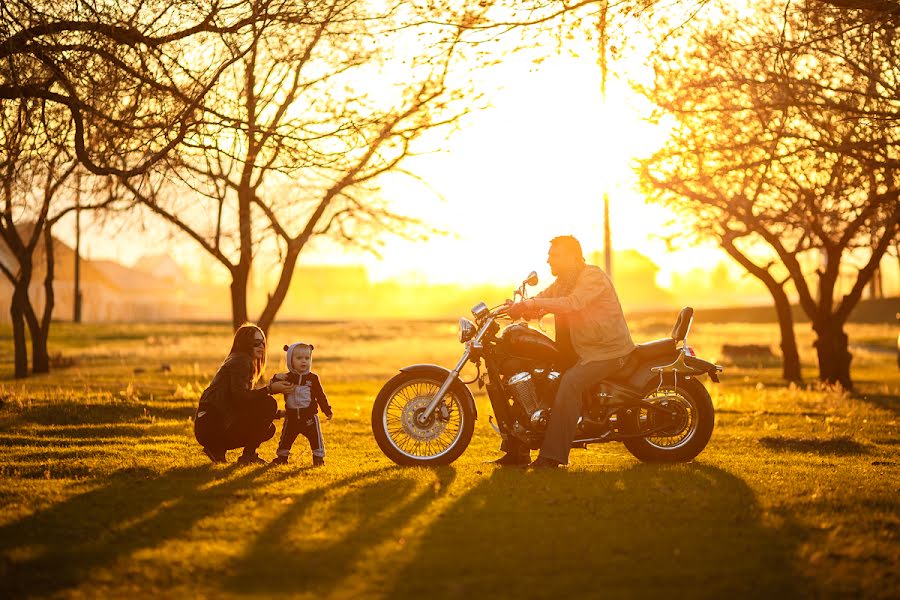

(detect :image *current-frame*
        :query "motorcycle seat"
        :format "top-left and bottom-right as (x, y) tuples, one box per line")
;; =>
(632, 338), (677, 362)
(603, 338), (677, 385)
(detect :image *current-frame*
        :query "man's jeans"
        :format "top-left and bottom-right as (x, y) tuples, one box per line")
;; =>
(539, 354), (630, 465)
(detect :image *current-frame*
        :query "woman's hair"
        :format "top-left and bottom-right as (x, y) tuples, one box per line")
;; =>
(229, 323), (266, 383)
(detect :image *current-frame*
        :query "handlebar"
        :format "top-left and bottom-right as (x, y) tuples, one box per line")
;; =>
(494, 300), (548, 323)
(490, 303), (511, 318)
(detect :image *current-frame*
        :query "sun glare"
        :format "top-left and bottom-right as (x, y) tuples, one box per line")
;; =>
(363, 51), (718, 288)
(64, 47), (729, 294)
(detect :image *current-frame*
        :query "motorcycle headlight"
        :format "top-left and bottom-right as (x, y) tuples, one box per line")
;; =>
(458, 317), (476, 343)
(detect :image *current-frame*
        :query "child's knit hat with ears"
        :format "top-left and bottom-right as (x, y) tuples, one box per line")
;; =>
(283, 342), (314, 374)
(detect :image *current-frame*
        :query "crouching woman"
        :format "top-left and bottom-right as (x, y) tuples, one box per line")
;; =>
(194, 324), (296, 465)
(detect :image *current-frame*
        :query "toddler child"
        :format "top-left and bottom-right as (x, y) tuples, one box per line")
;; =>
(270, 342), (333, 466)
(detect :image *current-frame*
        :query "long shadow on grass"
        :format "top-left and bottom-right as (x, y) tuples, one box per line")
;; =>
(0, 424), (191, 454)
(759, 435), (870, 456)
(8, 401), (194, 425)
(0, 464), (268, 597)
(225, 466), (457, 596)
(385, 463), (808, 600)
(855, 392), (900, 416)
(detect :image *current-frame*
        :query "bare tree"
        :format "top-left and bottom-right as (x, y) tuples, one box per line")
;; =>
(638, 0), (900, 388)
(0, 0), (275, 177)
(124, 0), (487, 333)
(5, 0), (880, 175)
(1, 99), (118, 377)
(1, 2), (280, 376)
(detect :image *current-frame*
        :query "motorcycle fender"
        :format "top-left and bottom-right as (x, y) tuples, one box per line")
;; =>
(624, 357), (676, 391)
(399, 364), (478, 420)
(631, 358), (721, 392)
(628, 364), (694, 393)
(683, 355), (723, 383)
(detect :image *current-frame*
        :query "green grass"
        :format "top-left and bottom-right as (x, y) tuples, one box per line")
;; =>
(0, 319), (898, 599)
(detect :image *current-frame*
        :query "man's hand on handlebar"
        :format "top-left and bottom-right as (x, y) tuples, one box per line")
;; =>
(506, 299), (542, 321)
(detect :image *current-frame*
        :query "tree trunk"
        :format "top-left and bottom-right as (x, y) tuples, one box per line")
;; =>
(812, 320), (853, 389)
(772, 291), (802, 383)
(23, 302), (48, 374)
(29, 228), (55, 374)
(232, 187), (253, 331)
(230, 267), (250, 331)
(257, 245), (302, 336)
(720, 238), (803, 384)
(10, 284), (29, 379)
(74, 189), (82, 323)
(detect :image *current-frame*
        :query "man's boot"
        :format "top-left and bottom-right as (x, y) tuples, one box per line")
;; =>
(490, 436), (530, 466)
(528, 456), (561, 469)
(490, 450), (531, 466)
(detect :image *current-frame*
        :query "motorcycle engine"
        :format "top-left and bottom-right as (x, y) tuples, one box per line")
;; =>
(507, 370), (560, 432)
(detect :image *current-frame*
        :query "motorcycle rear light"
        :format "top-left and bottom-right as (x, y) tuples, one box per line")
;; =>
(685, 346), (696, 357)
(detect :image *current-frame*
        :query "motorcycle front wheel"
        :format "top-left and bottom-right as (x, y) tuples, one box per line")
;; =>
(622, 375), (715, 463)
(371, 371), (475, 466)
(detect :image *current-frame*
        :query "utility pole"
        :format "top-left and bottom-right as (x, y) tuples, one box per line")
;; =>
(603, 192), (612, 279)
(868, 265), (882, 299)
(73, 172), (82, 323)
(599, 2), (613, 281)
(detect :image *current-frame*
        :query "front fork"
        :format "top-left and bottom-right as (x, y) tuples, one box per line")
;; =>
(421, 315), (504, 423)
(419, 345), (514, 436)
(419, 347), (470, 423)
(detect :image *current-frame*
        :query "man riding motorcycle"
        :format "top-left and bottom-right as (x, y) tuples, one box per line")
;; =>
(500, 235), (636, 468)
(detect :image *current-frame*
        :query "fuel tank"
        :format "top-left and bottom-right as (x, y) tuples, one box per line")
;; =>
(496, 323), (560, 367)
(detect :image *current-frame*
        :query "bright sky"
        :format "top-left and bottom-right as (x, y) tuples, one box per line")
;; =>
(66, 46), (727, 290)
(344, 51), (725, 288)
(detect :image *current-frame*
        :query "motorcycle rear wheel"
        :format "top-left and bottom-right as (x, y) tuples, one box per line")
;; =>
(622, 375), (714, 463)
(372, 372), (475, 466)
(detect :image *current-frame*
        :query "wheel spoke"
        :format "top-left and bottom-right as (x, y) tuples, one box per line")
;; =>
(643, 388), (697, 450)
(380, 378), (466, 459)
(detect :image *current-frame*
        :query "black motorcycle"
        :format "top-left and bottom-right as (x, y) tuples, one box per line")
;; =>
(372, 272), (722, 466)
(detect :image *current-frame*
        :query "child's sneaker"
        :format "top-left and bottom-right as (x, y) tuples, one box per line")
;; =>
(312, 456), (325, 467)
(270, 455), (289, 465)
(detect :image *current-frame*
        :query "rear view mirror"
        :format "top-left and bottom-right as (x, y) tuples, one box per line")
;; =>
(524, 271), (538, 287)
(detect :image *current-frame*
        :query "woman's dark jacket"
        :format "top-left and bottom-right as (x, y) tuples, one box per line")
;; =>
(197, 353), (270, 429)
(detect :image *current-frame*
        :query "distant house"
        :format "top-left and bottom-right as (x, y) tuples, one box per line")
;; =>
(133, 254), (189, 287)
(0, 231), (229, 323)
(4, 232), (686, 323)
(1, 229), (119, 323)
(588, 249), (674, 310)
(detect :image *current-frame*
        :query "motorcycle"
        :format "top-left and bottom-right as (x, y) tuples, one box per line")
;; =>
(371, 272), (723, 466)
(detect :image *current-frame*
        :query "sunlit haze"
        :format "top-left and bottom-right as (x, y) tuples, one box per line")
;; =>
(362, 52), (720, 289)
(67, 51), (728, 295)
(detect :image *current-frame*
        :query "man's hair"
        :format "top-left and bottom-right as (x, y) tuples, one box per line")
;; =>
(550, 235), (584, 260)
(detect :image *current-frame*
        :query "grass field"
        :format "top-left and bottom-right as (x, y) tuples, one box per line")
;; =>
(0, 317), (898, 599)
